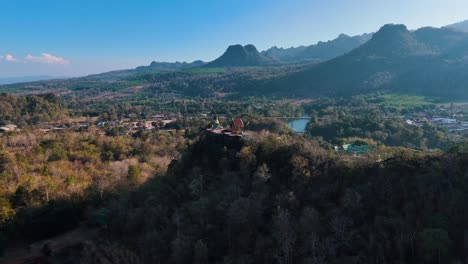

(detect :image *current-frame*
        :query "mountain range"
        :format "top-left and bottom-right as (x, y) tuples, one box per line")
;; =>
(261, 33), (372, 62)
(6, 20), (465, 78)
(446, 19), (468, 32)
(262, 24), (468, 98)
(134, 19), (467, 69)
(205, 44), (275, 67)
(2, 20), (468, 100)
(0, 76), (62, 85)
(75, 60), (207, 82)
(137, 60), (206, 71)
(204, 33), (373, 67)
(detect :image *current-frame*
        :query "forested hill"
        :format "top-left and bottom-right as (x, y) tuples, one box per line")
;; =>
(0, 93), (67, 125)
(205, 44), (275, 67)
(81, 134), (468, 263)
(261, 24), (468, 99)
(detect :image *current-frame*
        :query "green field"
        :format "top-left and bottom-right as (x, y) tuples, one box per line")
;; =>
(374, 94), (436, 110)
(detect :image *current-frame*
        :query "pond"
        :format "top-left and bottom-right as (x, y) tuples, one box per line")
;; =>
(285, 117), (310, 133)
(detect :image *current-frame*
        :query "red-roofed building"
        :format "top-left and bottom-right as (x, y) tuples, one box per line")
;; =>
(230, 118), (244, 134)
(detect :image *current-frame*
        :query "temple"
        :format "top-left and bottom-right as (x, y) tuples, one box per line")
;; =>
(207, 115), (244, 137)
(212, 115), (222, 130)
(229, 118), (244, 135)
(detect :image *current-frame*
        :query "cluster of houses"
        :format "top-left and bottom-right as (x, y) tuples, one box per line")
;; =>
(0, 112), (242, 136)
(0, 115), (180, 135)
(96, 118), (176, 131)
(405, 116), (468, 133)
(402, 104), (468, 133)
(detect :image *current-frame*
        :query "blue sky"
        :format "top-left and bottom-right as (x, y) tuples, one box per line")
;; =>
(1, 0), (467, 77)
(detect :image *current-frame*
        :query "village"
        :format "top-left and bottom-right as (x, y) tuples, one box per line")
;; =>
(1, 103), (467, 159)
(403, 104), (468, 133)
(0, 112), (247, 136)
(2, 106), (468, 137)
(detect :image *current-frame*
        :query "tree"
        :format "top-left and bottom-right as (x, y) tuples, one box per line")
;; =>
(419, 228), (451, 264)
(299, 207), (320, 237)
(92, 173), (114, 200)
(81, 241), (141, 264)
(0, 198), (15, 225)
(127, 165), (141, 185)
(41, 176), (58, 202)
(237, 146), (256, 170)
(194, 239), (208, 264)
(253, 163), (271, 186)
(274, 208), (295, 264)
(171, 235), (192, 264)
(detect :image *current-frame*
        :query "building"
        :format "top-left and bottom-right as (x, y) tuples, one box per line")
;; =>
(431, 118), (457, 125)
(212, 115), (222, 130)
(230, 118), (244, 134)
(207, 116), (244, 138)
(334, 144), (369, 155)
(0, 124), (18, 132)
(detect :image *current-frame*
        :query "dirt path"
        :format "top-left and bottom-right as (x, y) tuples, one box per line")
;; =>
(0, 226), (97, 264)
(290, 98), (314, 106)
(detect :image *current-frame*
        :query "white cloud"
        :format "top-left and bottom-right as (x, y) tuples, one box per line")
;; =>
(5, 54), (18, 62)
(25, 53), (70, 65)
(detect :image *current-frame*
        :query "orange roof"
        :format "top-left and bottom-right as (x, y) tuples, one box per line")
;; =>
(231, 118), (244, 127)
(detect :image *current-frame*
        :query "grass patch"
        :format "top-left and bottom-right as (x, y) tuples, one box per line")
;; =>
(373, 94), (436, 110)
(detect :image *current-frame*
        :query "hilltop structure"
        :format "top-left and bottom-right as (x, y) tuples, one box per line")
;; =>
(212, 115), (222, 130)
(207, 115), (244, 138)
(229, 118), (244, 135)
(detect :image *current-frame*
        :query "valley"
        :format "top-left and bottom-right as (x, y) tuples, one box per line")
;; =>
(0, 10), (468, 263)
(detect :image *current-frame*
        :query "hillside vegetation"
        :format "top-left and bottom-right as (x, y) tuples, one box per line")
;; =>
(266, 25), (468, 99)
(78, 134), (468, 264)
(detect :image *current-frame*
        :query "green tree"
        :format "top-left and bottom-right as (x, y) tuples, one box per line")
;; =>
(127, 165), (141, 184)
(0, 198), (15, 225)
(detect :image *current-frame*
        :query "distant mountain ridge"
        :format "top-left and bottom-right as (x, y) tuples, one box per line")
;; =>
(446, 20), (468, 32)
(80, 60), (206, 81)
(351, 24), (434, 57)
(136, 60), (206, 71)
(261, 33), (372, 62)
(0, 76), (63, 85)
(3, 20), (468, 100)
(262, 24), (468, 99)
(205, 44), (275, 67)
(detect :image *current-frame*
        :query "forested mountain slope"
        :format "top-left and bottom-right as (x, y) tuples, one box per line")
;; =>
(205, 44), (275, 67)
(79, 134), (468, 264)
(263, 24), (468, 99)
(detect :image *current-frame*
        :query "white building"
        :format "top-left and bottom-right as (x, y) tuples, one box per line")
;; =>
(0, 124), (18, 132)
